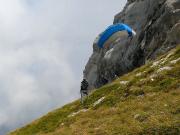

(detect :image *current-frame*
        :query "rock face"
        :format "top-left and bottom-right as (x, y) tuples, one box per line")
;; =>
(83, 0), (180, 90)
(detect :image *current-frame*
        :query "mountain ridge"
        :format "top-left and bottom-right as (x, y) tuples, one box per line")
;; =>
(9, 45), (180, 135)
(9, 0), (180, 134)
(83, 0), (180, 90)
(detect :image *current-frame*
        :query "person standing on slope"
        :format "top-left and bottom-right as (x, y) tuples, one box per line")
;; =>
(80, 78), (89, 103)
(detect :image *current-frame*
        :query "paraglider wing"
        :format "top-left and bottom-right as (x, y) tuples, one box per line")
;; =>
(97, 23), (135, 48)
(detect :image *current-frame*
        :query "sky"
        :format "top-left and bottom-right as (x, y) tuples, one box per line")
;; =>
(0, 0), (127, 134)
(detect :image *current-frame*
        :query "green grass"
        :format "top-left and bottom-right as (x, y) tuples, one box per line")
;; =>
(9, 45), (180, 135)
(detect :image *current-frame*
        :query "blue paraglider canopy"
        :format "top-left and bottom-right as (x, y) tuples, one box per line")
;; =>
(97, 23), (136, 48)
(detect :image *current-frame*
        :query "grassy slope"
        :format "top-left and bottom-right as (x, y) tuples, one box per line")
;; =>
(10, 46), (180, 135)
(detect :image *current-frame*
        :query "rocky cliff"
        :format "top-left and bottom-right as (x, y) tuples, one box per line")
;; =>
(83, 0), (180, 90)
(10, 46), (180, 135)
(9, 1), (180, 134)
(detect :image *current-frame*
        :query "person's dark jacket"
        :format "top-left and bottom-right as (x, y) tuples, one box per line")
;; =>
(81, 79), (88, 91)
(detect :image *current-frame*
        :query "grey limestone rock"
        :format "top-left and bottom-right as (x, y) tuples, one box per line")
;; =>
(83, 0), (180, 91)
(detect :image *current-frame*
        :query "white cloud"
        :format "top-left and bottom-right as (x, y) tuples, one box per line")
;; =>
(0, 0), (127, 134)
(0, 0), (24, 24)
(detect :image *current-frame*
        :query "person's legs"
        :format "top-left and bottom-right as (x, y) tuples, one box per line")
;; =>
(83, 90), (88, 96)
(80, 90), (88, 104)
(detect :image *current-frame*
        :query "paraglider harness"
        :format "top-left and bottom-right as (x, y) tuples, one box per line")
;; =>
(80, 79), (89, 103)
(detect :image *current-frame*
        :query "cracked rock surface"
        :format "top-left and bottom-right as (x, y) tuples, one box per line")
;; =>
(83, 0), (180, 91)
